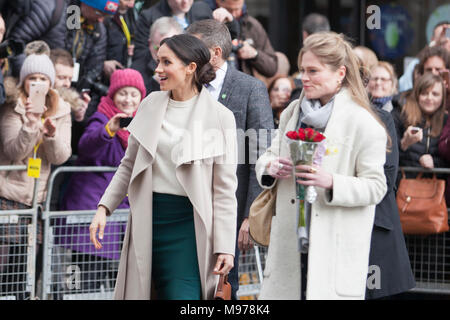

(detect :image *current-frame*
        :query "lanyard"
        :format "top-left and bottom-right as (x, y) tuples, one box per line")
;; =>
(33, 141), (42, 159)
(119, 15), (131, 46)
(33, 118), (46, 159)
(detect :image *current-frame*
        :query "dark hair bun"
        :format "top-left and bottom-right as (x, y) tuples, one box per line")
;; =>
(197, 62), (216, 85)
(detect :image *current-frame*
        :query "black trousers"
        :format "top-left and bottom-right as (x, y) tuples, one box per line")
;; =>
(301, 253), (308, 300)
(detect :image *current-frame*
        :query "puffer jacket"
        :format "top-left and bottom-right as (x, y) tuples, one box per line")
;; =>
(104, 9), (138, 67)
(0, 77), (72, 206)
(8, 0), (67, 76)
(65, 0), (107, 83)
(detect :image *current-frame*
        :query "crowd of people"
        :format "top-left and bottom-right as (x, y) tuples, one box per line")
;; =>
(0, 0), (449, 301)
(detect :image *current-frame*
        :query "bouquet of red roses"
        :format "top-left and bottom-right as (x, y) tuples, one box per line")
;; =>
(285, 128), (326, 245)
(285, 128), (326, 167)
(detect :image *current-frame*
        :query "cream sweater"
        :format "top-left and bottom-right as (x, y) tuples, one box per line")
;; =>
(152, 95), (198, 196)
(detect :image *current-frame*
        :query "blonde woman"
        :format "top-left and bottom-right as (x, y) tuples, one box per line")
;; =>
(367, 61), (399, 112)
(255, 32), (388, 300)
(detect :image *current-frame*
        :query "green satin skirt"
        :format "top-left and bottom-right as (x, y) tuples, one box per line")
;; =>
(152, 192), (201, 300)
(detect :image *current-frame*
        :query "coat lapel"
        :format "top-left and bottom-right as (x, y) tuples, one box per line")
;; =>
(127, 91), (170, 182)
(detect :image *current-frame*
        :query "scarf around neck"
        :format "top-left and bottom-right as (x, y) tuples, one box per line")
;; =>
(371, 95), (393, 110)
(298, 95), (336, 130)
(97, 96), (136, 150)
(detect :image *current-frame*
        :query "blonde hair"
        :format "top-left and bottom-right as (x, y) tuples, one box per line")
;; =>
(370, 61), (398, 95)
(401, 73), (446, 137)
(298, 32), (390, 147)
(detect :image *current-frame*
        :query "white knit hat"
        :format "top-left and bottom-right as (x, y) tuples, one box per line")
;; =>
(19, 54), (56, 87)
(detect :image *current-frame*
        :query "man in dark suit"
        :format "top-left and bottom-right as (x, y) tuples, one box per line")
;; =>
(187, 19), (274, 300)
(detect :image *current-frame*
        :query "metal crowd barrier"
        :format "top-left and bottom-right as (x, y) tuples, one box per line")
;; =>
(237, 245), (267, 299)
(41, 165), (269, 300)
(401, 167), (450, 295)
(0, 165), (39, 300)
(41, 166), (129, 300)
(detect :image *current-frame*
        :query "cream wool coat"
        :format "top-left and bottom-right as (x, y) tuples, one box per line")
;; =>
(256, 89), (387, 300)
(98, 88), (238, 300)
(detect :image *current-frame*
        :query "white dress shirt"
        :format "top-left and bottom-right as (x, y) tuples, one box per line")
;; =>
(206, 61), (228, 101)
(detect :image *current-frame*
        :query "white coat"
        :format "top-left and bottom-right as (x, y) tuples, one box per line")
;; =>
(255, 88), (387, 300)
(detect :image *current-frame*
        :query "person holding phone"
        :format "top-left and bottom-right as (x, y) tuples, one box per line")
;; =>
(392, 73), (447, 176)
(59, 68), (145, 291)
(0, 53), (71, 299)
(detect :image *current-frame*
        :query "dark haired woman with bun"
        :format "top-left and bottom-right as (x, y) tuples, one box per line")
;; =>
(89, 34), (238, 300)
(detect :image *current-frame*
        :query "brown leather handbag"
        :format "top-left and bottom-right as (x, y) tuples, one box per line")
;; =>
(396, 170), (449, 235)
(214, 274), (231, 300)
(248, 186), (277, 247)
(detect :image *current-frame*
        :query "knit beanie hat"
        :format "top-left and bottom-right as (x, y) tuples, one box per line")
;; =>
(19, 54), (56, 87)
(108, 68), (146, 100)
(81, 0), (119, 14)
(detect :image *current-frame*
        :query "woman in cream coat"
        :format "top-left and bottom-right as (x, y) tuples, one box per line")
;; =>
(89, 34), (238, 300)
(256, 32), (388, 300)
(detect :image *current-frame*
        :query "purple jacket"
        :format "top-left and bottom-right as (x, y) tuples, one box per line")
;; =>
(59, 112), (129, 259)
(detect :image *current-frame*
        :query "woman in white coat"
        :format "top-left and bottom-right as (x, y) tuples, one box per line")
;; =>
(255, 32), (389, 300)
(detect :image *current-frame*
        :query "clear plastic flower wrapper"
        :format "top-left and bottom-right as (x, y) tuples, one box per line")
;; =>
(285, 128), (326, 252)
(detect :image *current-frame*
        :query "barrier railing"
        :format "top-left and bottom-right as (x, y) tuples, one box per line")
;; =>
(0, 165), (39, 300)
(41, 165), (268, 300)
(41, 166), (129, 300)
(400, 166), (450, 295)
(236, 245), (267, 299)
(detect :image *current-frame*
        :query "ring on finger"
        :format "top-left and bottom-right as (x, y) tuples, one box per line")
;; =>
(309, 167), (317, 173)
(278, 163), (284, 170)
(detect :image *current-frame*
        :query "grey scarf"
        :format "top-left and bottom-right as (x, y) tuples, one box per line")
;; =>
(298, 95), (335, 130)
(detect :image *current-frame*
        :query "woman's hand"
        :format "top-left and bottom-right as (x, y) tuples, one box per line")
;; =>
(43, 118), (56, 137)
(294, 164), (333, 189)
(419, 154), (434, 169)
(401, 126), (423, 151)
(106, 113), (129, 134)
(90, 205), (108, 250)
(213, 254), (234, 275)
(266, 157), (293, 179)
(238, 218), (253, 253)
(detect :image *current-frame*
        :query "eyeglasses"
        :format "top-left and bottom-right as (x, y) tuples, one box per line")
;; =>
(369, 77), (392, 83)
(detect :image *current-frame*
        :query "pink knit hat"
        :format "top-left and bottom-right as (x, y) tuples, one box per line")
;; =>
(108, 68), (146, 100)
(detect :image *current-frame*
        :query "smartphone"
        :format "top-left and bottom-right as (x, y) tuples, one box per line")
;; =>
(119, 117), (133, 128)
(446, 27), (450, 39)
(81, 88), (91, 95)
(411, 127), (421, 134)
(29, 82), (47, 113)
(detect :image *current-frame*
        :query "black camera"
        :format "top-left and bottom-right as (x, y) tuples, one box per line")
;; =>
(231, 42), (243, 53)
(76, 71), (109, 97)
(119, 117), (133, 128)
(0, 39), (24, 59)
